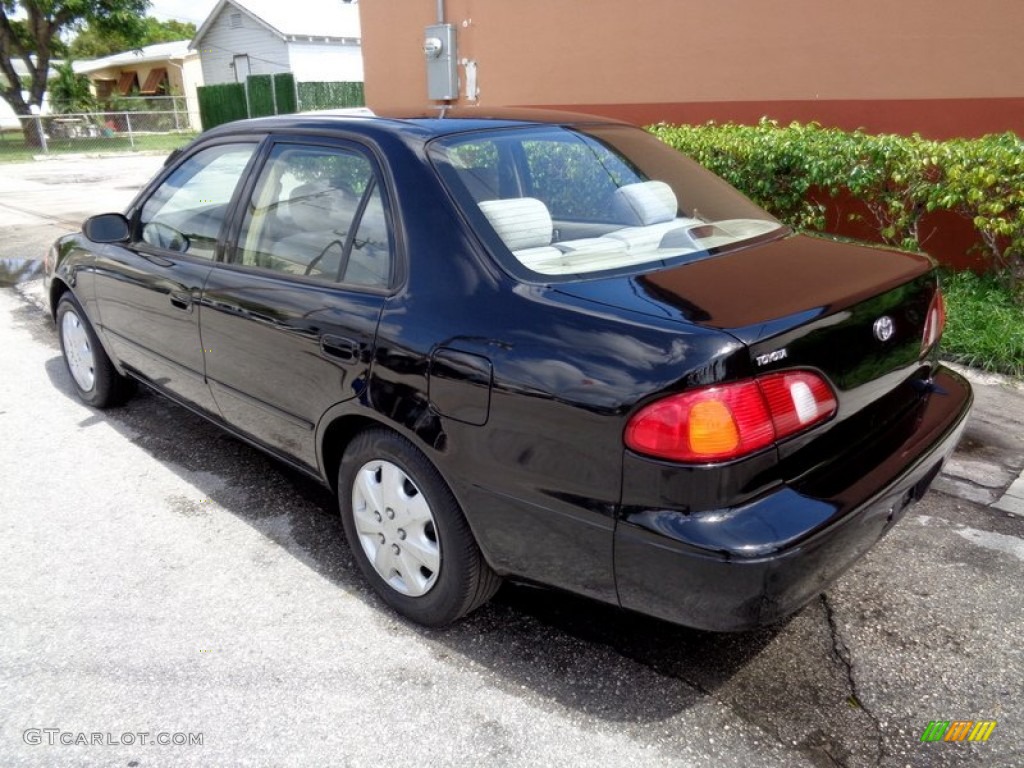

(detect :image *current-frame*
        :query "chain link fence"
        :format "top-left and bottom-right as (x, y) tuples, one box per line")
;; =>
(1, 96), (198, 159)
(1, 81), (366, 160)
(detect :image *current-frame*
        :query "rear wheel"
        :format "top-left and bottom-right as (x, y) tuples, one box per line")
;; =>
(56, 293), (134, 408)
(338, 429), (501, 626)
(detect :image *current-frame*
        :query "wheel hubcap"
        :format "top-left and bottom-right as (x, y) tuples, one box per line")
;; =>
(351, 460), (440, 597)
(61, 309), (95, 392)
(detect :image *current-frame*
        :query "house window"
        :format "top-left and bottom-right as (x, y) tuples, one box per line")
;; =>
(116, 71), (140, 95)
(140, 67), (168, 95)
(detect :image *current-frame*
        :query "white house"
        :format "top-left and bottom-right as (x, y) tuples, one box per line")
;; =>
(191, 0), (363, 87)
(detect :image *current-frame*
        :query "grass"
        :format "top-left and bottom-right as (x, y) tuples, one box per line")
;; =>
(941, 269), (1024, 378)
(0, 131), (196, 162)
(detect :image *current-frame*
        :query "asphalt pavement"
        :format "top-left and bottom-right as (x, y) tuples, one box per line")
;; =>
(1, 155), (1023, 767)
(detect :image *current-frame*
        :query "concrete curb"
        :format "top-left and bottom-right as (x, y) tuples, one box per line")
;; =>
(993, 474), (1024, 517)
(945, 360), (1024, 392)
(940, 361), (1024, 516)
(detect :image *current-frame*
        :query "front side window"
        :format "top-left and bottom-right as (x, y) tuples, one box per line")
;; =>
(139, 143), (255, 259)
(431, 125), (783, 279)
(235, 143), (392, 287)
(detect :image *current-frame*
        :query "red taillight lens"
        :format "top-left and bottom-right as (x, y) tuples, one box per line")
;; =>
(625, 370), (837, 463)
(625, 381), (775, 462)
(921, 288), (946, 354)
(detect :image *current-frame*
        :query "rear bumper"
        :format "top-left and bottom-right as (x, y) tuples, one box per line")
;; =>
(614, 365), (973, 631)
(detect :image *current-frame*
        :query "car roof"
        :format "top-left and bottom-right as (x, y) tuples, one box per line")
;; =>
(200, 106), (629, 142)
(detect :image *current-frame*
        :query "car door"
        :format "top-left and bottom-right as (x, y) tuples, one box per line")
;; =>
(200, 137), (395, 469)
(90, 141), (259, 414)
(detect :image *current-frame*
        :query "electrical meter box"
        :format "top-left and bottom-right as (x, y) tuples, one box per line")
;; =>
(424, 24), (458, 101)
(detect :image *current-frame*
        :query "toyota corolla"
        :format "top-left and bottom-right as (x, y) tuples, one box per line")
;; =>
(44, 108), (972, 630)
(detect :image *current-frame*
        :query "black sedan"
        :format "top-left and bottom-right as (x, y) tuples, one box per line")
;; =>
(44, 108), (972, 631)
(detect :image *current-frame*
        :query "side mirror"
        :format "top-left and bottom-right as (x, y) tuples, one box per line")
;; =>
(82, 213), (130, 244)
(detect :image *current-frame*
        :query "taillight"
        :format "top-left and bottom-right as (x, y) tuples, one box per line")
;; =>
(921, 288), (946, 354)
(625, 370), (838, 463)
(758, 371), (838, 437)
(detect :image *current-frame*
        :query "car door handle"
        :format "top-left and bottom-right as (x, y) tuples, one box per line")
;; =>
(169, 291), (192, 311)
(320, 334), (360, 362)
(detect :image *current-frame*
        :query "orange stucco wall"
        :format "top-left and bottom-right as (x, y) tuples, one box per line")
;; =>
(360, 0), (1024, 138)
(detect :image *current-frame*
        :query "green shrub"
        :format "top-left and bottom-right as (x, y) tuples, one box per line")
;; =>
(941, 269), (1024, 377)
(647, 121), (1024, 300)
(929, 133), (1024, 292)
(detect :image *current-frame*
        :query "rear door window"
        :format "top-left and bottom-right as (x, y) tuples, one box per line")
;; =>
(234, 143), (393, 288)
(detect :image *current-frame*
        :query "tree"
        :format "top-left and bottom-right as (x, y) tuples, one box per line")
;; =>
(0, 0), (148, 144)
(48, 59), (94, 112)
(69, 17), (196, 59)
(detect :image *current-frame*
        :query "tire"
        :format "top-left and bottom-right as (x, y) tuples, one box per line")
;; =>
(56, 293), (135, 408)
(338, 429), (501, 627)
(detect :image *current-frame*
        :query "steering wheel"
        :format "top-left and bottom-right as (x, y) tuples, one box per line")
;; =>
(305, 238), (345, 277)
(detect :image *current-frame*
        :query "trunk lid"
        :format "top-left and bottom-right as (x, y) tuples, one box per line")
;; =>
(555, 234), (940, 426)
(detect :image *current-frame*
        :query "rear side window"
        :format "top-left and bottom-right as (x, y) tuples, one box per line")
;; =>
(235, 143), (393, 287)
(139, 143), (255, 259)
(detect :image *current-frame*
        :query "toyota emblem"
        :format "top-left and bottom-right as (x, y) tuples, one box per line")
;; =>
(873, 316), (895, 342)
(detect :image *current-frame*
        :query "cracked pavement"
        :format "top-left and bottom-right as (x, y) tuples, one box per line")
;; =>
(822, 593), (884, 767)
(2, 155), (1023, 767)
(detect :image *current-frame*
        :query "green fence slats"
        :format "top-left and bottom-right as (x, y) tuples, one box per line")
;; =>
(197, 76), (363, 130)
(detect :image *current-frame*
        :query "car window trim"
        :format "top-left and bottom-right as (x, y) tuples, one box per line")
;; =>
(219, 134), (399, 295)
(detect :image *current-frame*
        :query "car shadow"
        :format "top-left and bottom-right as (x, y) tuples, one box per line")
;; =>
(39, 322), (846, 748)
(415, 581), (789, 722)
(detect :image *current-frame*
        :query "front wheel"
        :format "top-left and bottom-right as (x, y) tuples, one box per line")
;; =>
(338, 429), (501, 626)
(56, 293), (134, 408)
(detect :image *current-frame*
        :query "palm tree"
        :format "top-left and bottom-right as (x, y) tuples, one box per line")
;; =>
(49, 61), (95, 114)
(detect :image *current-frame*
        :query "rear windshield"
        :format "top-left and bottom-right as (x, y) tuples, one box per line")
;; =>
(430, 124), (784, 280)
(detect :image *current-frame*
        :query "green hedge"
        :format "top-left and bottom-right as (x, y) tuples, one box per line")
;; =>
(647, 121), (1024, 298)
(196, 83), (247, 130)
(297, 81), (365, 111)
(246, 75), (275, 118)
(197, 74), (297, 128)
(273, 72), (297, 114)
(249, 73), (298, 117)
